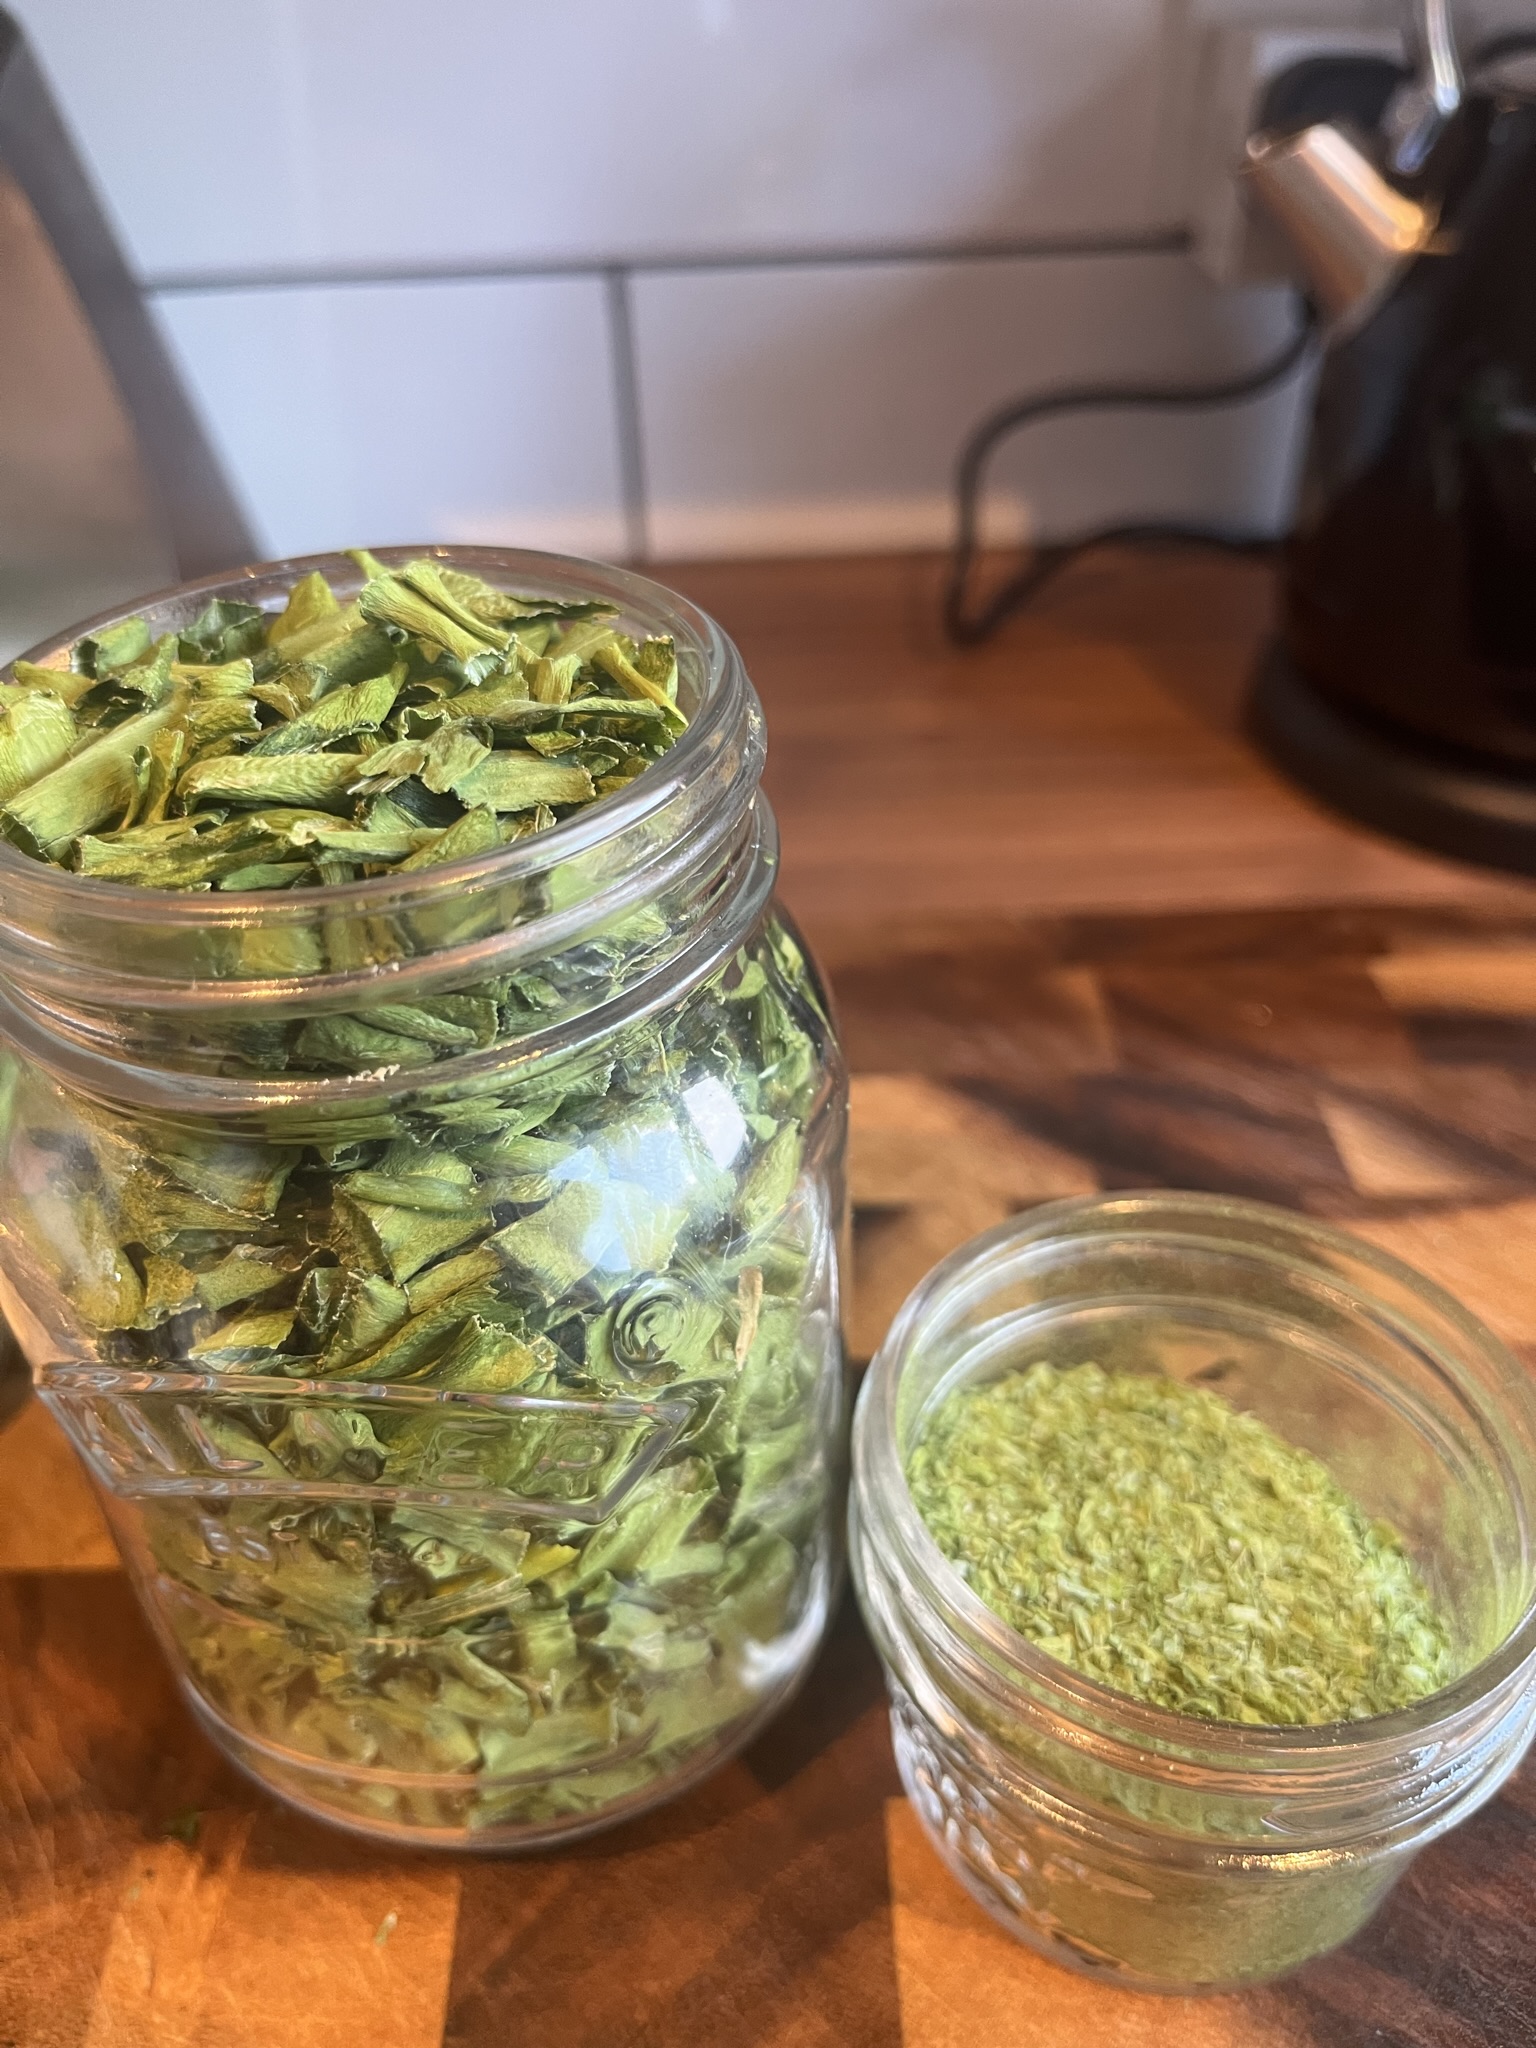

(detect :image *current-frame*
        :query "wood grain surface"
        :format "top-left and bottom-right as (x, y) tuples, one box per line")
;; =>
(5, 553), (1536, 2047)
(668, 551), (1536, 935)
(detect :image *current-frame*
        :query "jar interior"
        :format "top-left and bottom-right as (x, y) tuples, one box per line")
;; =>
(0, 547), (765, 1085)
(895, 1214), (1536, 1695)
(10, 547), (719, 718)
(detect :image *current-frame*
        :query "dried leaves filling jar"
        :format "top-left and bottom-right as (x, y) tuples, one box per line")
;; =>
(851, 1193), (1536, 1990)
(0, 547), (846, 1848)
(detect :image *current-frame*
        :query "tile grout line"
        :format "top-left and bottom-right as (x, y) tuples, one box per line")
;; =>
(603, 265), (651, 565)
(141, 227), (1191, 297)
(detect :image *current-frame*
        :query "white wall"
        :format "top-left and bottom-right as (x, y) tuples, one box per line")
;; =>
(10, 0), (1455, 564)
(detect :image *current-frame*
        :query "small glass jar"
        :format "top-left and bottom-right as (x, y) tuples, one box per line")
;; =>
(851, 1192), (1536, 1991)
(0, 546), (847, 1849)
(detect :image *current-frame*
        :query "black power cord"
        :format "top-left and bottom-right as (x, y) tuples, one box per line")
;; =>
(1473, 28), (1536, 72)
(942, 298), (1319, 646)
(940, 30), (1536, 649)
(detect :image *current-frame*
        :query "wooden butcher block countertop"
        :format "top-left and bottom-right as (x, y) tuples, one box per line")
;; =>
(6, 550), (1536, 2048)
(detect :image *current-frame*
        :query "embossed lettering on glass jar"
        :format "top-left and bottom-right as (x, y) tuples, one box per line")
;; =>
(851, 1194), (1536, 1990)
(0, 547), (847, 1849)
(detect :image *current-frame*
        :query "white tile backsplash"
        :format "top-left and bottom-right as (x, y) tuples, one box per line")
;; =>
(21, 0), (1176, 278)
(8, 0), (1351, 572)
(151, 276), (626, 563)
(635, 255), (1310, 557)
(147, 254), (1312, 567)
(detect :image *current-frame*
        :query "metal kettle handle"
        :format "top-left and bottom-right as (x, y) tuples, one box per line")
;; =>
(1388, 0), (1465, 176)
(1421, 0), (1465, 118)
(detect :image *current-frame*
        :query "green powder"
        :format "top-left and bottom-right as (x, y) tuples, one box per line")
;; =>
(907, 1361), (1455, 1725)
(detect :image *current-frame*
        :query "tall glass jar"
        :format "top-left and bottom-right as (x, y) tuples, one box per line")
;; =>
(851, 1193), (1536, 1990)
(0, 547), (847, 1849)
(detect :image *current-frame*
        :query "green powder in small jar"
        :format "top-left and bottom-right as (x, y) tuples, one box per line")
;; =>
(907, 1360), (1455, 1725)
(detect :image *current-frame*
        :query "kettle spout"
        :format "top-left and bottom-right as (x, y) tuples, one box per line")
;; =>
(1245, 124), (1434, 333)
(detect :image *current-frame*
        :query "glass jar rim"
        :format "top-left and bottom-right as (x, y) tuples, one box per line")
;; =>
(855, 1189), (1536, 1766)
(0, 543), (747, 921)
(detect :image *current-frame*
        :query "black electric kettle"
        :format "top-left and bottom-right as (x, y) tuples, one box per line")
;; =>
(1248, 0), (1536, 872)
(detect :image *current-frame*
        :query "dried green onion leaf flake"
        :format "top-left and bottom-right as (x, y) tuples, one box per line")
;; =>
(0, 558), (683, 885)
